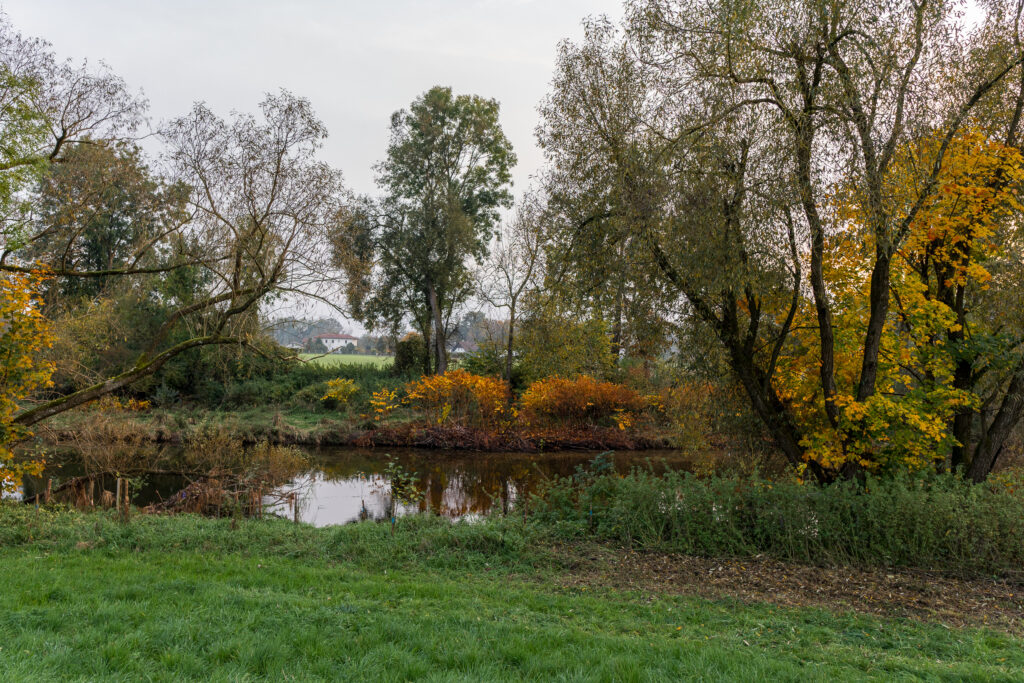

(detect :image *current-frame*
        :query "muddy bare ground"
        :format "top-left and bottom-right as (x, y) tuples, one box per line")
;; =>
(536, 543), (1024, 634)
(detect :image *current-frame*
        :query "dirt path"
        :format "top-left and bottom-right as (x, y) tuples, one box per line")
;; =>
(543, 544), (1024, 634)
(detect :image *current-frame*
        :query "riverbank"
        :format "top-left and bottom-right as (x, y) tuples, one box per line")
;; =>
(0, 506), (1022, 680)
(38, 405), (677, 451)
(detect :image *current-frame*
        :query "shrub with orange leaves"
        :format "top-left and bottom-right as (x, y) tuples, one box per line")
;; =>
(88, 395), (152, 413)
(369, 388), (400, 421)
(518, 375), (650, 429)
(405, 370), (510, 429)
(1, 270), (54, 494)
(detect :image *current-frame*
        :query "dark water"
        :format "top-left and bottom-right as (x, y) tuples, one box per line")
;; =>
(21, 447), (708, 527)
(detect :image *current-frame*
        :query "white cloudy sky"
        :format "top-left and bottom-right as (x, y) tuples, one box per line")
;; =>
(4, 0), (625, 196)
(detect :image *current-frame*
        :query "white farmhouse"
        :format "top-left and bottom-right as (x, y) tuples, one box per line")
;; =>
(314, 333), (359, 353)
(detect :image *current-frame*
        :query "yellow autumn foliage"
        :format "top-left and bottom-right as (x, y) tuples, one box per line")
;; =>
(775, 130), (1022, 474)
(1, 270), (54, 493)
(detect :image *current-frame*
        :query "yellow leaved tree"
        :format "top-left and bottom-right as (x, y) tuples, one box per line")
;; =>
(776, 130), (1024, 476)
(0, 270), (54, 493)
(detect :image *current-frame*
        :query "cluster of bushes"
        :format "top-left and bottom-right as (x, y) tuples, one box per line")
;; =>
(405, 369), (510, 428)
(127, 342), (410, 416)
(394, 371), (667, 434)
(93, 333), (734, 448)
(518, 375), (650, 430)
(529, 457), (1024, 574)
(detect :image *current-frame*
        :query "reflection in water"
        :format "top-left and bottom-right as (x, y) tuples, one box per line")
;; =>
(23, 446), (706, 527)
(270, 448), (700, 527)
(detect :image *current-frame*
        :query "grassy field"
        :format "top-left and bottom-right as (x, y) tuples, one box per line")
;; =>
(299, 352), (393, 368)
(0, 507), (1021, 681)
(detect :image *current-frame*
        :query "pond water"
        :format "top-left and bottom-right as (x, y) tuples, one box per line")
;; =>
(21, 446), (708, 527)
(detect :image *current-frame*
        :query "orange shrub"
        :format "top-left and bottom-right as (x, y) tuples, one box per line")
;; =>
(89, 395), (152, 412)
(368, 388), (399, 421)
(405, 370), (510, 428)
(517, 375), (650, 429)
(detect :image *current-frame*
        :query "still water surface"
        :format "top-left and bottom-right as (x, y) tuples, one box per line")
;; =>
(24, 447), (704, 527)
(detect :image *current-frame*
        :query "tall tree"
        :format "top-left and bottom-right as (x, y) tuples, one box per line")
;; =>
(0, 15), (145, 268)
(29, 140), (190, 301)
(539, 3), (1024, 481)
(335, 86), (515, 374)
(9, 90), (345, 427)
(475, 198), (545, 380)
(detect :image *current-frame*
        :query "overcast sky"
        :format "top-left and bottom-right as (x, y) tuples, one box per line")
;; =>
(4, 0), (624, 196)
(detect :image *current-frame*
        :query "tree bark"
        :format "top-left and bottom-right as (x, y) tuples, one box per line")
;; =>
(505, 305), (516, 382)
(14, 336), (238, 427)
(968, 369), (1024, 482)
(610, 282), (624, 359)
(427, 281), (448, 374)
(855, 251), (892, 401)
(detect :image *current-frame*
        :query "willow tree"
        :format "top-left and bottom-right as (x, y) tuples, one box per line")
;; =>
(0, 18), (345, 441)
(537, 25), (676, 364)
(8, 89), (345, 427)
(540, 2), (1024, 481)
(335, 86), (515, 374)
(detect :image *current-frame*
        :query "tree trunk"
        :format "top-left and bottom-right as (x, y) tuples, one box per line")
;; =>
(427, 281), (447, 374)
(505, 305), (515, 382)
(14, 336), (237, 428)
(855, 251), (891, 401)
(417, 312), (433, 375)
(728, 345), (830, 484)
(968, 370), (1024, 482)
(949, 358), (973, 471)
(610, 283), (623, 359)
(795, 118), (840, 430)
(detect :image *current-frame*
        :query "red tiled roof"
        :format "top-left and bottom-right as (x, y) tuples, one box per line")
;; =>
(315, 333), (358, 340)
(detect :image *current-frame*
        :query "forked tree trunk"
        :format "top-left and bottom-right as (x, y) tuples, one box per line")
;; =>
(967, 370), (1024, 482)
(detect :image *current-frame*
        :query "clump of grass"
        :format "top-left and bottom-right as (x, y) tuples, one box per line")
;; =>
(0, 503), (538, 571)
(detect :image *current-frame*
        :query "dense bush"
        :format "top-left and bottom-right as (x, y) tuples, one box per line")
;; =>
(405, 369), (510, 428)
(530, 459), (1024, 575)
(455, 341), (527, 391)
(320, 378), (358, 409)
(519, 375), (651, 429)
(514, 308), (614, 384)
(159, 354), (394, 411)
(393, 334), (429, 377)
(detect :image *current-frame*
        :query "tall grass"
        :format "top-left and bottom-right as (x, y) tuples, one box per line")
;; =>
(530, 458), (1024, 575)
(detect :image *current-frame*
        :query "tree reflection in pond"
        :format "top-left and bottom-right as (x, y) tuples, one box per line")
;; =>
(272, 448), (701, 527)
(23, 446), (709, 526)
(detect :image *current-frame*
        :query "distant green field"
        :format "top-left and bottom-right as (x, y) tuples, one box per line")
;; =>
(299, 352), (392, 367)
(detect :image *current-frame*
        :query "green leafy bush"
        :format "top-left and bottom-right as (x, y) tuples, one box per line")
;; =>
(393, 334), (429, 377)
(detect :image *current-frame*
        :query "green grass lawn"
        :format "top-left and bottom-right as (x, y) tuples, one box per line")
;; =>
(0, 508), (1021, 681)
(300, 352), (393, 368)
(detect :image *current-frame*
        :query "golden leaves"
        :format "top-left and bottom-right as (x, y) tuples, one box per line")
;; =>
(1, 269), (55, 493)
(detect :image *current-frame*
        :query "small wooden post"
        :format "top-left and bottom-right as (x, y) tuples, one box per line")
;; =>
(88, 479), (94, 508)
(122, 479), (131, 521)
(292, 492), (299, 524)
(115, 478), (123, 514)
(45, 478), (52, 504)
